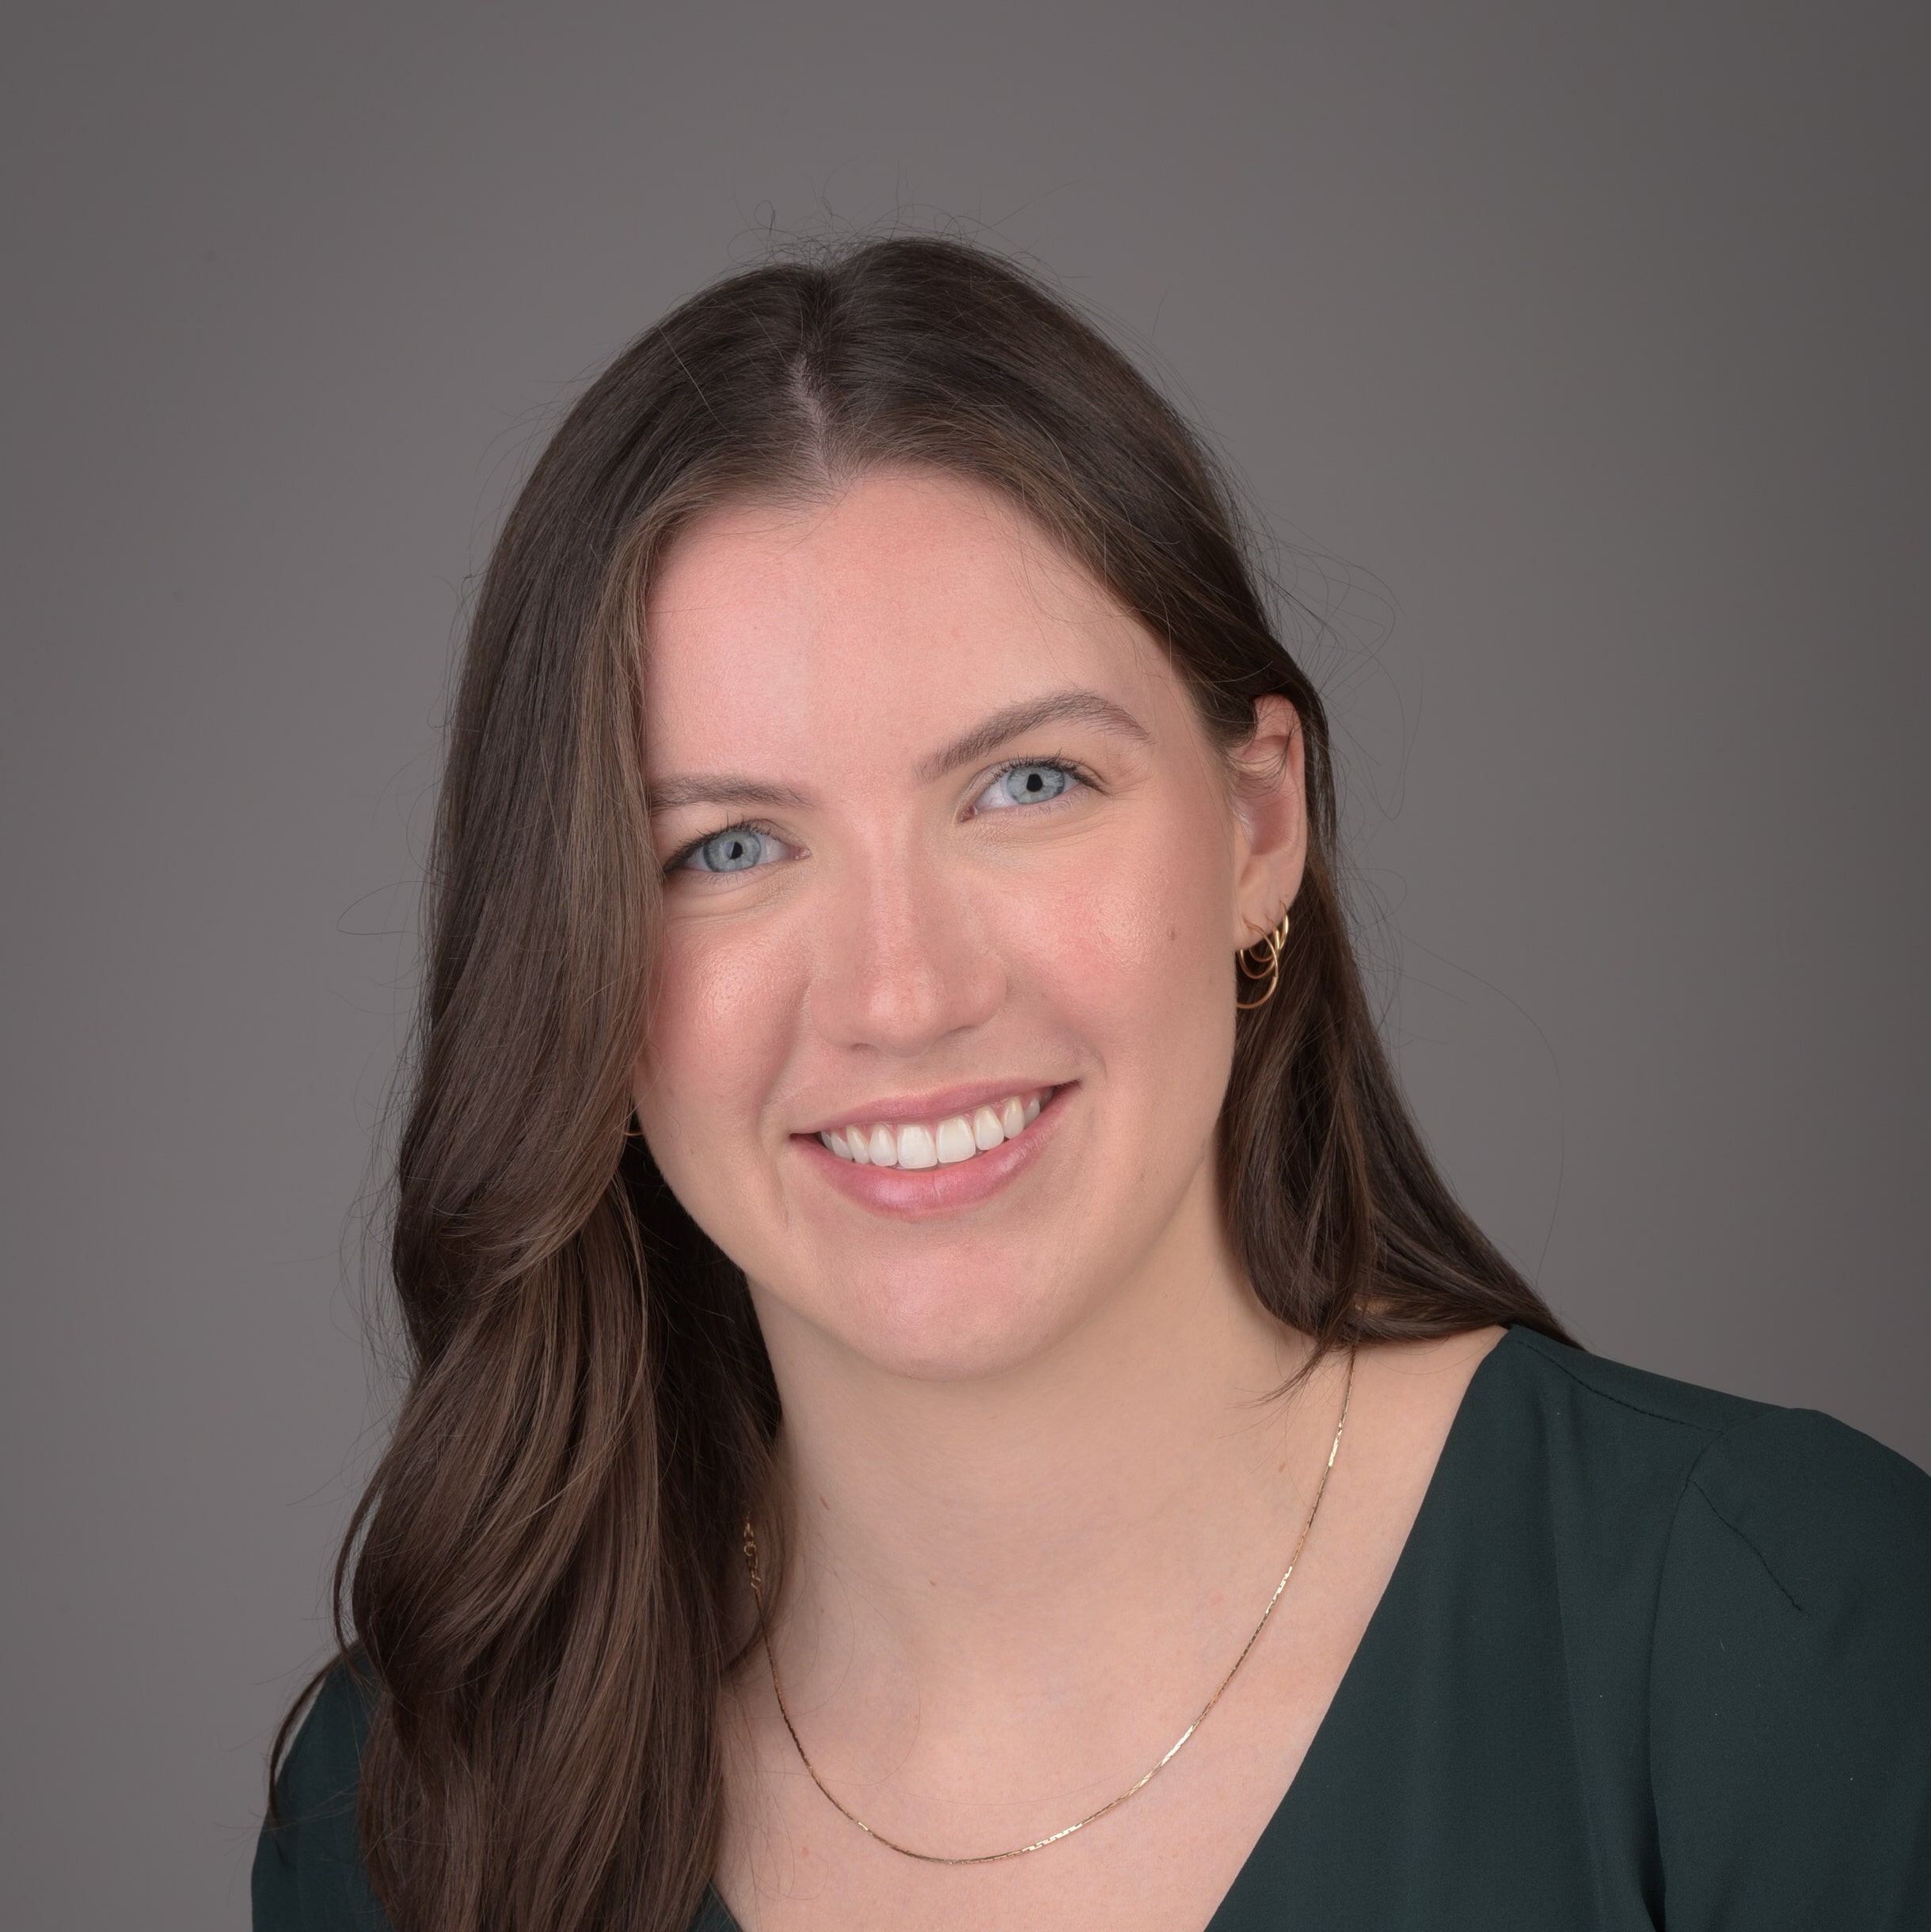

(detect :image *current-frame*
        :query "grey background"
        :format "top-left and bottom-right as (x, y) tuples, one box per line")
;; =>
(3, 2), (1925, 1924)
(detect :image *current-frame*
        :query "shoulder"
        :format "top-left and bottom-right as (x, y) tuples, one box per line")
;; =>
(1671, 1398), (1931, 1613)
(1454, 1325), (1776, 1583)
(1646, 1405), (1931, 1919)
(277, 1659), (378, 1824)
(1493, 1322), (1931, 1560)
(1484, 1329), (1931, 1921)
(1487, 1325), (1931, 1622)
(1496, 1322), (1773, 1441)
(252, 1658), (390, 1932)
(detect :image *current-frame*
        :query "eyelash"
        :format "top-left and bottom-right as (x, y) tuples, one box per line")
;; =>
(974, 755), (1092, 812)
(663, 820), (792, 877)
(663, 755), (1094, 877)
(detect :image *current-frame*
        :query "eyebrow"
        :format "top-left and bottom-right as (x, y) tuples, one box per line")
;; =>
(644, 687), (1150, 816)
(644, 775), (811, 813)
(912, 687), (1152, 782)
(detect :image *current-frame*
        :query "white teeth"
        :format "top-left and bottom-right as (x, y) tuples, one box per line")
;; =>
(817, 1090), (1054, 1168)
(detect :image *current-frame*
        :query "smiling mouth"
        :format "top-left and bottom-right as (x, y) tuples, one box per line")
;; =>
(815, 1086), (1056, 1170)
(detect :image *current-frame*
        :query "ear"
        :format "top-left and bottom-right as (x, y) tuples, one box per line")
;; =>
(1227, 694), (1306, 951)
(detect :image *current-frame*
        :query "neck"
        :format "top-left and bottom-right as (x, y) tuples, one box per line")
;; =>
(745, 1163), (1344, 1722)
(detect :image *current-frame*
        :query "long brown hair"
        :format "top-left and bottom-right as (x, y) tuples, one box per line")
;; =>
(276, 235), (1569, 1932)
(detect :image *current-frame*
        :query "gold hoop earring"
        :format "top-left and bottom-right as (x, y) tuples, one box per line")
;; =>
(1235, 910), (1291, 1010)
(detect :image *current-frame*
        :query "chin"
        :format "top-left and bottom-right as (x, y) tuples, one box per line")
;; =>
(804, 1265), (1093, 1384)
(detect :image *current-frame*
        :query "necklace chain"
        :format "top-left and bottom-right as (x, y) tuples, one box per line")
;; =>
(741, 1344), (1358, 1866)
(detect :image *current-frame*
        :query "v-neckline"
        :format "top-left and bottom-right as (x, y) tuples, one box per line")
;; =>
(698, 1327), (1522, 1932)
(1197, 1324), (1514, 1926)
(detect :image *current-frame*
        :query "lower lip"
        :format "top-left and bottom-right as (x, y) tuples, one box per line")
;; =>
(793, 1086), (1071, 1219)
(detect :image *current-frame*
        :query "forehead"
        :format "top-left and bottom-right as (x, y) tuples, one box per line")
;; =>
(640, 470), (1184, 776)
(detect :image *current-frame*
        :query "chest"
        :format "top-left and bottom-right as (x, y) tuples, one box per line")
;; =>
(710, 1598), (1617, 1932)
(715, 1676), (1332, 1932)
(712, 1531), (1390, 1932)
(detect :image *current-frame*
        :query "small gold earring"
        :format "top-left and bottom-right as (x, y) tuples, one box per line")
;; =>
(1235, 910), (1291, 1010)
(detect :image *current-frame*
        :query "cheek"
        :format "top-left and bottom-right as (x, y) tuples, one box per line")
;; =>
(635, 920), (802, 1164)
(1005, 813), (1235, 1097)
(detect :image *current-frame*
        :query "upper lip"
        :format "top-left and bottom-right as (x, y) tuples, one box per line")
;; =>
(796, 1079), (1061, 1136)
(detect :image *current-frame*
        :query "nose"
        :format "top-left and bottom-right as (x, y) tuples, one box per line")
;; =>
(807, 846), (1005, 1057)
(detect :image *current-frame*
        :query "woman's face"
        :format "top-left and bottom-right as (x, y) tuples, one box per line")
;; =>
(634, 470), (1303, 1382)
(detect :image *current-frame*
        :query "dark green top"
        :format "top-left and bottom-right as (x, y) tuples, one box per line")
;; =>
(255, 1328), (1931, 1930)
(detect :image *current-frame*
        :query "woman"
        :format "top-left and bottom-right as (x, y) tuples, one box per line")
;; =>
(255, 238), (1931, 1932)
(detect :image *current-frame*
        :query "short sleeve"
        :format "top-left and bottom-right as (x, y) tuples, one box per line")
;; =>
(252, 1661), (392, 1932)
(1648, 1406), (1931, 1929)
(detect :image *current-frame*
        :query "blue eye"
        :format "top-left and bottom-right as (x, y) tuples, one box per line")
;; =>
(982, 761), (1074, 809)
(681, 827), (783, 873)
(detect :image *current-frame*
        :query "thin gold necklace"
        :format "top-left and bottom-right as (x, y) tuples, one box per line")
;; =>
(741, 1344), (1357, 1866)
